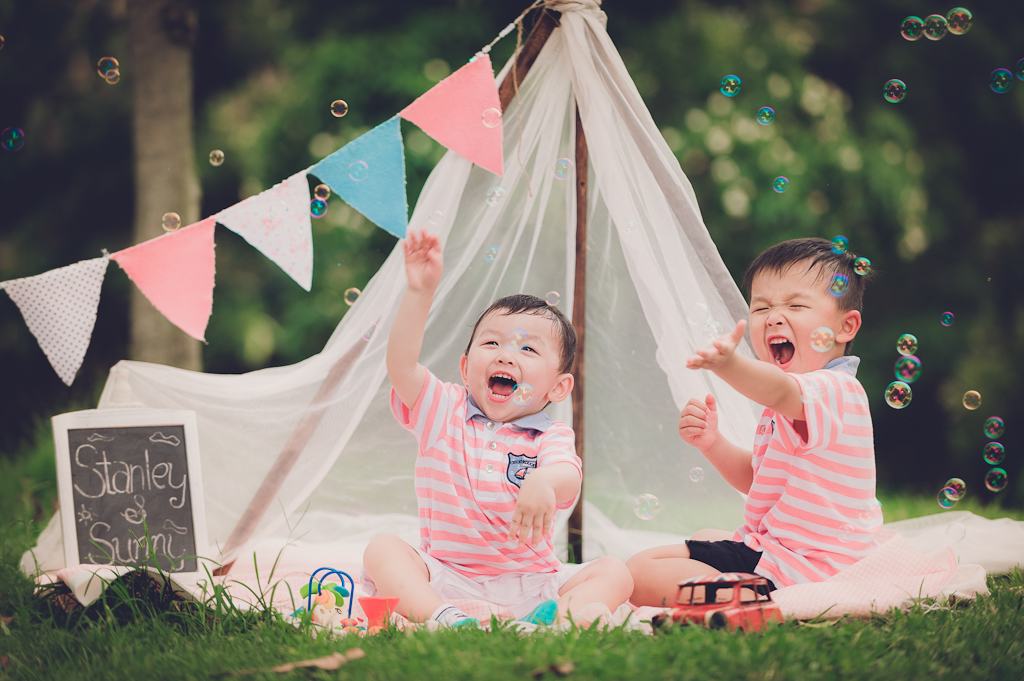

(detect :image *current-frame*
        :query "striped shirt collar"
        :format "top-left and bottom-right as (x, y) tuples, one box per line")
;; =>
(465, 393), (553, 433)
(825, 355), (860, 376)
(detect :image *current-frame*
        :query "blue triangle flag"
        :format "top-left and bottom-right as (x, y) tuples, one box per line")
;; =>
(311, 115), (408, 239)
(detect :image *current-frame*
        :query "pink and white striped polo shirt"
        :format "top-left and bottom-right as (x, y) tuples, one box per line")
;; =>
(734, 358), (881, 587)
(391, 370), (581, 577)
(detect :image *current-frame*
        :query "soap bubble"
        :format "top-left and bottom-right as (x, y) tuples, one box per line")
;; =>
(485, 186), (506, 207)
(348, 160), (369, 181)
(857, 498), (881, 521)
(512, 383), (535, 407)
(361, 324), (376, 341)
(634, 493), (660, 520)
(894, 355), (922, 383)
(853, 257), (872, 276)
(481, 108), (502, 128)
(97, 56), (119, 77)
(945, 478), (966, 500)
(985, 467), (1008, 492)
(484, 245), (501, 263)
(962, 390), (982, 410)
(941, 312), (954, 327)
(505, 328), (528, 351)
(900, 16), (925, 41)
(756, 107), (775, 125)
(810, 326), (835, 352)
(1, 127), (25, 152)
(685, 303), (710, 327)
(689, 467), (705, 483)
(309, 199), (327, 218)
(208, 149), (225, 166)
(983, 417), (1005, 439)
(838, 523), (857, 543)
(884, 381), (912, 409)
(720, 74), (741, 97)
(330, 100), (349, 117)
(313, 184), (331, 201)
(923, 14), (948, 40)
(161, 212), (181, 232)
(428, 209), (443, 225)
(937, 488), (958, 509)
(1018, 58), (1024, 81)
(830, 235), (849, 254)
(545, 291), (560, 306)
(896, 333), (918, 356)
(773, 176), (789, 193)
(884, 79), (907, 104)
(553, 158), (574, 180)
(983, 442), (1005, 466)
(946, 8), (973, 35)
(343, 287), (361, 306)
(991, 69), (1013, 94)
(828, 273), (850, 298)
(104, 70), (120, 84)
(800, 382), (821, 404)
(946, 522), (966, 542)
(624, 220), (639, 234)
(703, 321), (725, 343)
(271, 201), (287, 218)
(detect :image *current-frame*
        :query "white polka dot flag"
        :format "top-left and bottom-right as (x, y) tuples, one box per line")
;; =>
(1, 256), (110, 385)
(214, 170), (314, 291)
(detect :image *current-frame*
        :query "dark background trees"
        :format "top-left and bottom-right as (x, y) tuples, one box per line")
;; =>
(1, 0), (1021, 505)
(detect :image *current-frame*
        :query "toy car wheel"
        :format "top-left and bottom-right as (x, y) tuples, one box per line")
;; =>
(651, 614), (669, 630)
(706, 611), (728, 629)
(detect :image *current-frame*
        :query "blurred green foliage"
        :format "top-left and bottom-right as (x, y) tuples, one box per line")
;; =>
(1, 0), (1021, 506)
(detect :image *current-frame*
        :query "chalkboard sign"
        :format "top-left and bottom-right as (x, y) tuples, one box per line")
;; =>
(53, 409), (209, 574)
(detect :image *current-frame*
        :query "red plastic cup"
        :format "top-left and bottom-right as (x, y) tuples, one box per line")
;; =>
(358, 596), (400, 628)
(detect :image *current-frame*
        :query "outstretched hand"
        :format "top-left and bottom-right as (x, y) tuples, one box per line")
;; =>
(403, 229), (443, 293)
(686, 320), (746, 371)
(679, 393), (719, 453)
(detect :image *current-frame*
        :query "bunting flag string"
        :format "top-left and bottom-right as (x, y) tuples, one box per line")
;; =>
(400, 54), (503, 177)
(1, 256), (110, 385)
(3, 38), (509, 385)
(110, 217), (217, 342)
(214, 171), (315, 291)
(311, 115), (409, 239)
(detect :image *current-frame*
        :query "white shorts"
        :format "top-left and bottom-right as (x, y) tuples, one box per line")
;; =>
(361, 546), (589, 620)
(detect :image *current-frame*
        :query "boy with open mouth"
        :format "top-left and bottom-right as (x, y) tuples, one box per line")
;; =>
(627, 237), (881, 605)
(362, 229), (633, 628)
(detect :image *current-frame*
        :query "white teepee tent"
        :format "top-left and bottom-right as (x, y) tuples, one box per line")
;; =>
(23, 0), (1022, 585)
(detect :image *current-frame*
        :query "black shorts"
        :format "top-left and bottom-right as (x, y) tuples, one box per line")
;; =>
(685, 539), (777, 591)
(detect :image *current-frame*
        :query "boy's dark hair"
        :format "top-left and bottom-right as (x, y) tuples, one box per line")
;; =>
(742, 238), (875, 353)
(465, 294), (577, 373)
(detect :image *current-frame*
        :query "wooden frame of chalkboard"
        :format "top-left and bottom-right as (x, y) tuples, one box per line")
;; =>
(53, 408), (209, 575)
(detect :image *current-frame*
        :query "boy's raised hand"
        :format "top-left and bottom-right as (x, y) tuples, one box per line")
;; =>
(403, 228), (443, 293)
(686, 319), (746, 371)
(679, 394), (719, 453)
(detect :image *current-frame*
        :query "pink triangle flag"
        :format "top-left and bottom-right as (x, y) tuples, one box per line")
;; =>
(111, 218), (216, 342)
(1, 256), (110, 385)
(400, 54), (503, 176)
(214, 171), (314, 290)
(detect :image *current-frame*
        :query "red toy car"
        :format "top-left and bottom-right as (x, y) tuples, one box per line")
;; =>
(651, 572), (784, 632)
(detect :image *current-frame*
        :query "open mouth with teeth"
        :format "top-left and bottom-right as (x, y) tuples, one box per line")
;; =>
(768, 337), (795, 367)
(487, 372), (516, 401)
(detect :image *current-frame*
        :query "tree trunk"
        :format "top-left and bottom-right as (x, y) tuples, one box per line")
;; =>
(126, 0), (202, 369)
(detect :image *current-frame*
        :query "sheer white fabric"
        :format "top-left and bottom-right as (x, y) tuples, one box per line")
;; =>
(24, 1), (1020, 579)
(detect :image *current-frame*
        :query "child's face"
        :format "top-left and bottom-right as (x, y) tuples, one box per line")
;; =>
(748, 263), (862, 374)
(460, 310), (573, 422)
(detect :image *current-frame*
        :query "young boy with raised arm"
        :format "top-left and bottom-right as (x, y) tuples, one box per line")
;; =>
(362, 229), (633, 627)
(627, 238), (881, 605)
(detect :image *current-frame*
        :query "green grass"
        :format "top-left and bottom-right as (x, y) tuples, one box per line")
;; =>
(2, 425), (1024, 679)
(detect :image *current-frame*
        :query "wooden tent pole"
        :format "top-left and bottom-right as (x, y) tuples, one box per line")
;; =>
(568, 109), (588, 564)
